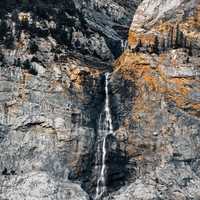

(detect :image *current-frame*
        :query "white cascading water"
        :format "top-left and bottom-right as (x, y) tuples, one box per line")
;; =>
(95, 73), (114, 200)
(121, 40), (128, 51)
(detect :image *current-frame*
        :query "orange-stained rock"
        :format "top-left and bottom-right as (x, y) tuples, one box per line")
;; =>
(114, 49), (200, 118)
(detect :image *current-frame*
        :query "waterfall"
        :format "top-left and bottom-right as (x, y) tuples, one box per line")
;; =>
(121, 40), (128, 52)
(95, 72), (114, 200)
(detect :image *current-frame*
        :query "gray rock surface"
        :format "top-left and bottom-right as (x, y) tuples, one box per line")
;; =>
(0, 172), (89, 200)
(130, 0), (198, 32)
(106, 0), (200, 199)
(0, 55), (104, 199)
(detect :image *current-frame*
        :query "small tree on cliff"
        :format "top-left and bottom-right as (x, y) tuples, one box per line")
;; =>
(188, 42), (193, 56)
(161, 37), (167, 52)
(29, 41), (39, 54)
(5, 34), (15, 49)
(23, 59), (38, 75)
(15, 58), (21, 68)
(0, 21), (9, 40)
(170, 27), (174, 48)
(167, 27), (173, 49)
(175, 25), (184, 48)
(183, 35), (187, 48)
(153, 36), (159, 54)
(23, 59), (31, 70)
(18, 0), (29, 4)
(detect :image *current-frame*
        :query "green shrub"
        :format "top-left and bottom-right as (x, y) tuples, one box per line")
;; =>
(23, 59), (38, 75)
(0, 21), (9, 40)
(29, 41), (39, 54)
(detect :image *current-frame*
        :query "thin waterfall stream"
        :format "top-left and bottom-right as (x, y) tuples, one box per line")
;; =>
(95, 72), (114, 200)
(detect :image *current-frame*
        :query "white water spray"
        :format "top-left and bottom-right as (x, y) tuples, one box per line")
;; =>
(95, 73), (114, 200)
(121, 40), (128, 51)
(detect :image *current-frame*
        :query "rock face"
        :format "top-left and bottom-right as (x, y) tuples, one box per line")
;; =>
(1, 172), (89, 200)
(0, 0), (142, 199)
(128, 0), (200, 55)
(0, 0), (200, 200)
(0, 57), (103, 200)
(0, 0), (142, 63)
(107, 0), (200, 199)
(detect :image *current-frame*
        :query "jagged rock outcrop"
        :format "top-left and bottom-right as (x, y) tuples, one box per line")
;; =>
(129, 0), (200, 55)
(0, 0), (142, 64)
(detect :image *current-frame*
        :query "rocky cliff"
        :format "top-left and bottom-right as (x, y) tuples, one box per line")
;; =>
(0, 0), (141, 199)
(0, 0), (200, 200)
(108, 0), (200, 199)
